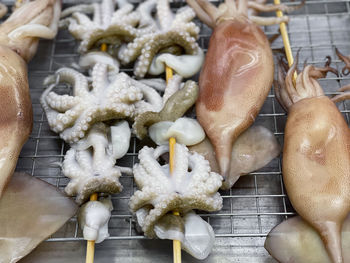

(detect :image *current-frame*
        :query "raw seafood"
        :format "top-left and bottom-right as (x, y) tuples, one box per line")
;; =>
(0, 0), (61, 196)
(265, 215), (350, 263)
(0, 0), (61, 62)
(133, 79), (199, 139)
(274, 59), (350, 263)
(60, 0), (147, 53)
(78, 197), (113, 243)
(118, 0), (203, 78)
(189, 125), (280, 189)
(41, 62), (164, 143)
(129, 143), (223, 238)
(0, 173), (77, 263)
(63, 122), (132, 204)
(149, 117), (205, 146)
(186, 0), (290, 182)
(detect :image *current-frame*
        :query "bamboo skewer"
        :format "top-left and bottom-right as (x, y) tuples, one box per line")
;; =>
(85, 43), (108, 263)
(166, 66), (181, 263)
(274, 0), (297, 81)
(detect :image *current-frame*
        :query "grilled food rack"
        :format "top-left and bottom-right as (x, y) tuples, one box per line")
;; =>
(2, 0), (349, 262)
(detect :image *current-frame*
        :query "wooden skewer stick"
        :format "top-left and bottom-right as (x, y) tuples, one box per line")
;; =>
(85, 42), (108, 263)
(274, 0), (297, 81)
(166, 66), (181, 263)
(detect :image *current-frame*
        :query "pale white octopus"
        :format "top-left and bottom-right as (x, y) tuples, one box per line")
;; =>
(40, 57), (165, 143)
(118, 0), (203, 78)
(63, 122), (132, 204)
(60, 0), (154, 53)
(78, 196), (113, 243)
(129, 143), (223, 238)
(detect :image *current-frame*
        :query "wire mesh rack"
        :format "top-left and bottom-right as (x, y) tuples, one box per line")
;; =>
(7, 0), (350, 262)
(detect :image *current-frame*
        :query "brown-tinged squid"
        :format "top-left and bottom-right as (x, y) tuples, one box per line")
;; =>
(0, 0), (61, 197)
(271, 57), (350, 263)
(186, 0), (299, 187)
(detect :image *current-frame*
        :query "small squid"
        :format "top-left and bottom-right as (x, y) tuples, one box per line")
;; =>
(272, 57), (350, 263)
(0, 0), (61, 196)
(186, 0), (298, 186)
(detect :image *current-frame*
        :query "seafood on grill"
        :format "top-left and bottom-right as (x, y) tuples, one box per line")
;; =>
(60, 0), (148, 53)
(129, 143), (223, 259)
(270, 58), (350, 263)
(41, 56), (167, 143)
(0, 0), (61, 197)
(63, 122), (132, 204)
(78, 196), (113, 243)
(185, 0), (297, 188)
(133, 77), (199, 139)
(149, 117), (205, 146)
(118, 0), (204, 78)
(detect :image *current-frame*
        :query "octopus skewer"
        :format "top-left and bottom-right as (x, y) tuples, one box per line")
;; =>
(85, 42), (107, 263)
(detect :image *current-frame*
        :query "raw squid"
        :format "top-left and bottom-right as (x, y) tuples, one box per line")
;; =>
(186, 0), (291, 184)
(273, 58), (350, 263)
(0, 0), (61, 197)
(265, 215), (350, 263)
(0, 173), (77, 263)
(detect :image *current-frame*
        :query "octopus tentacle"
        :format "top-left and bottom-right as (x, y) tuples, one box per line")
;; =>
(186, 0), (215, 28)
(136, 0), (157, 28)
(250, 15), (289, 26)
(91, 63), (109, 94)
(60, 4), (94, 18)
(247, 1), (304, 13)
(45, 92), (78, 112)
(332, 84), (350, 103)
(336, 48), (350, 76)
(157, 0), (173, 29)
(53, 68), (89, 97)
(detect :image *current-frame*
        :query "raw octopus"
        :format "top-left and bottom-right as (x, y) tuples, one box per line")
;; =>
(63, 122), (132, 204)
(271, 58), (350, 263)
(186, 0), (294, 187)
(78, 196), (113, 243)
(41, 53), (166, 143)
(118, 0), (204, 78)
(129, 143), (223, 259)
(60, 0), (150, 53)
(133, 76), (199, 139)
(0, 0), (61, 196)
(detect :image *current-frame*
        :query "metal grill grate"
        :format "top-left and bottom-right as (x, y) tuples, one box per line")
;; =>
(9, 0), (350, 262)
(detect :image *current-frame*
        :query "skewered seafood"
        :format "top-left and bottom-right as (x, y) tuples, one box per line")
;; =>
(78, 196), (113, 243)
(60, 0), (149, 53)
(0, 0), (60, 197)
(133, 78), (199, 139)
(41, 59), (165, 143)
(0, 173), (77, 263)
(149, 117), (205, 146)
(129, 143), (222, 259)
(63, 122), (132, 204)
(273, 58), (350, 263)
(118, 0), (203, 78)
(186, 0), (292, 187)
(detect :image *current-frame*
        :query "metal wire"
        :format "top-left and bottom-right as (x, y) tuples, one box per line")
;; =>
(14, 0), (350, 246)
